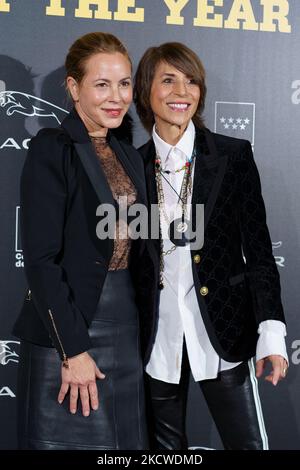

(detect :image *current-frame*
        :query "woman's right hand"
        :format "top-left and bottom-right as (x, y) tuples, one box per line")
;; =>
(57, 351), (105, 416)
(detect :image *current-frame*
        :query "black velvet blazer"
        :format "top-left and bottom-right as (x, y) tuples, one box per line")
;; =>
(136, 127), (285, 365)
(13, 108), (147, 360)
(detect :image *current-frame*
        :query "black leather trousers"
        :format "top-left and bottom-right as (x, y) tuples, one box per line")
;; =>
(146, 344), (268, 450)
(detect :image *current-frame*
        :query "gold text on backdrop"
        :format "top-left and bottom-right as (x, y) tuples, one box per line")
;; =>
(0, 0), (292, 33)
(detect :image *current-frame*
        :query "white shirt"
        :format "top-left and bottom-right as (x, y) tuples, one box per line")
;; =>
(145, 121), (288, 384)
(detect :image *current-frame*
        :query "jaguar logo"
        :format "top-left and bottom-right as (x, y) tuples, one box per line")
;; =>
(0, 90), (67, 124)
(0, 340), (20, 365)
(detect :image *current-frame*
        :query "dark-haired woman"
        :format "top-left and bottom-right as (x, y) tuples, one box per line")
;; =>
(134, 42), (288, 450)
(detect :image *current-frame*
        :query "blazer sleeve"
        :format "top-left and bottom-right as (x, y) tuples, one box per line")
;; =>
(237, 140), (285, 325)
(20, 128), (92, 360)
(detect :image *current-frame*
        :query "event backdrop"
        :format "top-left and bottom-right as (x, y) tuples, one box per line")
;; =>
(0, 0), (299, 449)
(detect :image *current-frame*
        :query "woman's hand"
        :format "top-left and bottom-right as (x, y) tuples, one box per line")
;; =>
(256, 354), (288, 386)
(57, 351), (105, 416)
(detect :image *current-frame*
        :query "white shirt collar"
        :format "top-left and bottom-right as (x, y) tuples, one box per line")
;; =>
(152, 120), (195, 167)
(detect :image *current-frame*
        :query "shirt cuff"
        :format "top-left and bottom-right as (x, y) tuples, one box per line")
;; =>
(256, 320), (288, 364)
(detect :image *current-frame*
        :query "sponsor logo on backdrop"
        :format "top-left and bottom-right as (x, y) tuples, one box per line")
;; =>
(0, 90), (67, 124)
(0, 341), (19, 398)
(242, 241), (284, 266)
(291, 339), (300, 365)
(214, 101), (255, 147)
(15, 205), (23, 268)
(0, 386), (16, 398)
(0, 83), (68, 150)
(291, 80), (300, 104)
(0, 340), (19, 365)
(272, 241), (285, 268)
(0, 136), (30, 150)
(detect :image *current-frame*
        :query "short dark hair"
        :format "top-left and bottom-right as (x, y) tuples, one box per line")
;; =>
(134, 42), (206, 133)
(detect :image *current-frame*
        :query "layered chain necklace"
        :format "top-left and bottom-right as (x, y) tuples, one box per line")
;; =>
(154, 146), (196, 289)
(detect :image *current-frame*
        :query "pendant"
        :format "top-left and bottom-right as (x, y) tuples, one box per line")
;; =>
(169, 217), (190, 247)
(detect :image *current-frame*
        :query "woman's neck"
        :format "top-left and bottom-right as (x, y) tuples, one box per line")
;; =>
(155, 121), (188, 146)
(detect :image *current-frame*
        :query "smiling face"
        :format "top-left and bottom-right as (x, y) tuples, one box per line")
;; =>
(67, 52), (132, 134)
(149, 61), (200, 143)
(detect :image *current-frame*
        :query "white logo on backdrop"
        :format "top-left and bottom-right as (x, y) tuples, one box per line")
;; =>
(291, 80), (300, 105)
(0, 85), (68, 149)
(272, 241), (285, 268)
(214, 101), (255, 147)
(15, 205), (23, 268)
(0, 91), (68, 124)
(0, 137), (31, 150)
(0, 340), (20, 365)
(0, 387), (16, 398)
(291, 339), (300, 365)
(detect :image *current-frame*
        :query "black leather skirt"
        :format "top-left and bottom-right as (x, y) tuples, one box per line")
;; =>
(17, 270), (148, 450)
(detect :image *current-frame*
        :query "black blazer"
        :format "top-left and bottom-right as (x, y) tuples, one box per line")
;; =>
(13, 108), (147, 360)
(137, 127), (285, 365)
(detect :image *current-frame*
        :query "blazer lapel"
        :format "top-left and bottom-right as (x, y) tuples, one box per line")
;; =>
(143, 130), (228, 226)
(192, 127), (228, 231)
(143, 139), (160, 263)
(74, 141), (115, 207)
(61, 109), (114, 207)
(109, 133), (147, 205)
(144, 139), (158, 206)
(61, 108), (146, 208)
(141, 129), (227, 256)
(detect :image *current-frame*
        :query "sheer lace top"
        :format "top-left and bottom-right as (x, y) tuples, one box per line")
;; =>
(90, 135), (137, 270)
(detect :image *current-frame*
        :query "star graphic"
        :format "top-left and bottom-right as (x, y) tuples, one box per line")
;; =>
(236, 118), (242, 124)
(244, 118), (250, 124)
(220, 117), (226, 123)
(240, 124), (246, 130)
(228, 117), (234, 123)
(232, 124), (238, 129)
(224, 123), (229, 129)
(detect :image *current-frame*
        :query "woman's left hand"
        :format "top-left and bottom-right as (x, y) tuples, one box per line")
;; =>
(57, 351), (105, 416)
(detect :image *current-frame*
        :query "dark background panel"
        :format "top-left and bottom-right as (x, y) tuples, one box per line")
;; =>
(0, 0), (299, 449)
